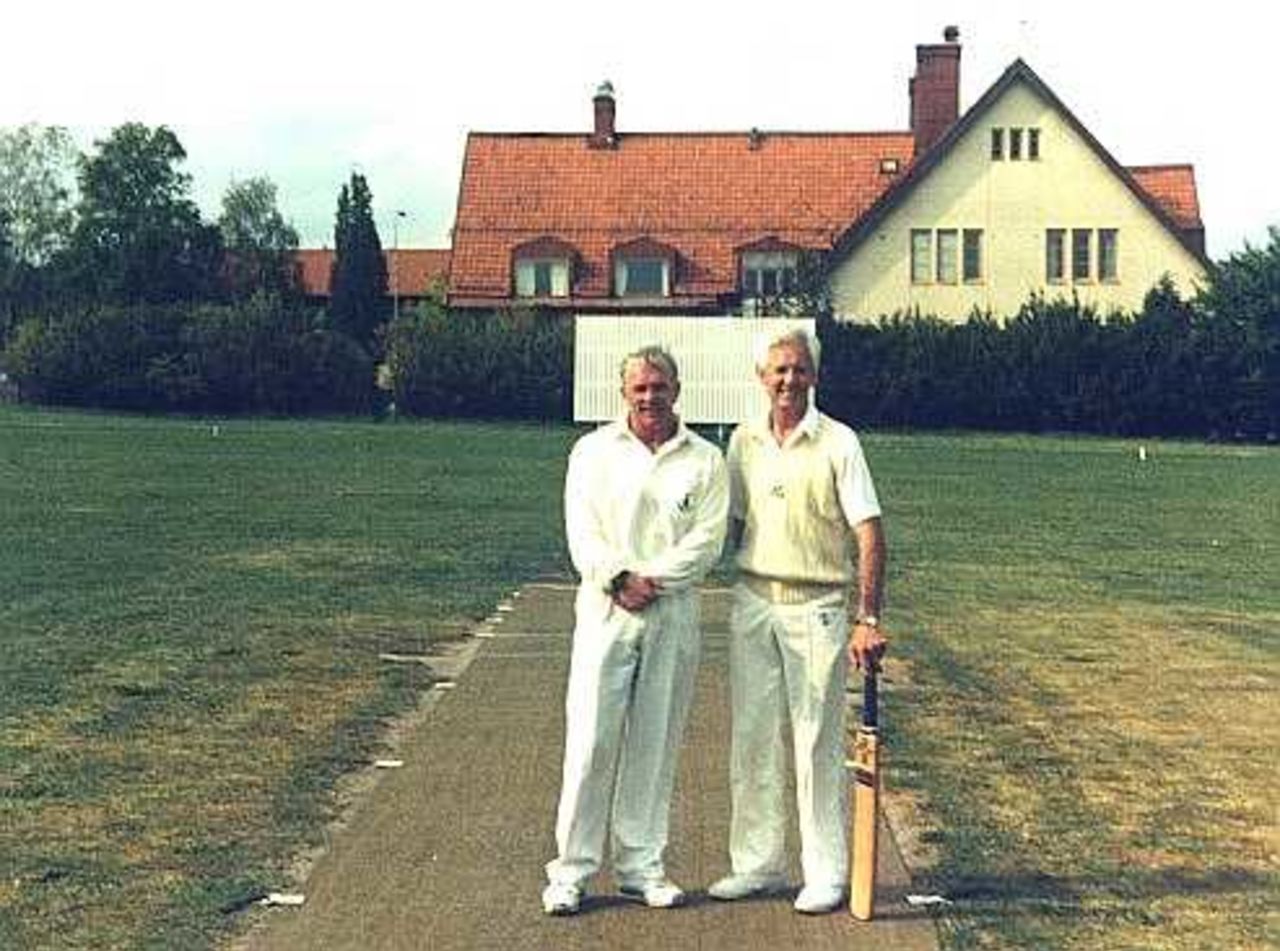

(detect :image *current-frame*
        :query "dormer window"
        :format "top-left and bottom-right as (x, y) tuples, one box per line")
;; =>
(512, 236), (578, 299)
(612, 237), (677, 297)
(515, 258), (570, 297)
(742, 251), (798, 298)
(616, 258), (668, 296)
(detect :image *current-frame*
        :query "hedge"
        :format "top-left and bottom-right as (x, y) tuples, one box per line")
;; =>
(3, 295), (373, 415)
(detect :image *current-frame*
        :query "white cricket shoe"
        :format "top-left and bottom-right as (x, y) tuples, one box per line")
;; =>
(541, 882), (582, 916)
(793, 883), (845, 914)
(707, 873), (789, 901)
(618, 878), (686, 908)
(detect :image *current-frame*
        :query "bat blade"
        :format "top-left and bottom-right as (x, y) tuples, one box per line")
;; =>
(849, 666), (880, 921)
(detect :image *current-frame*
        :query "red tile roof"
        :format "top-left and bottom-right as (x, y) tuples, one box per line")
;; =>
(449, 132), (916, 303)
(1128, 165), (1202, 230)
(295, 248), (451, 299)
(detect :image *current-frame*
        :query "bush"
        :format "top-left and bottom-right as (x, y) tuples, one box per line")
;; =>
(4, 295), (373, 415)
(818, 286), (1272, 440)
(384, 302), (571, 420)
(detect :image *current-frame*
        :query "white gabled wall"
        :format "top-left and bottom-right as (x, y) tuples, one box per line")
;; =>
(828, 80), (1207, 322)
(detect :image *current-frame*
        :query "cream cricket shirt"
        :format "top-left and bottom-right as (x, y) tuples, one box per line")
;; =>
(565, 419), (728, 595)
(728, 406), (881, 586)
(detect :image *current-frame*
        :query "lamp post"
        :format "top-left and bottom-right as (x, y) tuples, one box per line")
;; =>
(392, 210), (406, 320)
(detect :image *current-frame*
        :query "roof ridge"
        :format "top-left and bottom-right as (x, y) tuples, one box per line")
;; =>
(466, 129), (914, 139)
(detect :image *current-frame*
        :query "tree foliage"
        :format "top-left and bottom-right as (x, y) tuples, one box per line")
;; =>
(384, 300), (571, 419)
(0, 124), (78, 267)
(4, 295), (371, 415)
(329, 172), (387, 349)
(219, 176), (302, 301)
(68, 123), (223, 304)
(1197, 227), (1280, 432)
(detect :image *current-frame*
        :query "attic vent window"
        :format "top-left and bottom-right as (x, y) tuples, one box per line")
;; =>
(992, 127), (1041, 161)
(879, 158), (901, 175)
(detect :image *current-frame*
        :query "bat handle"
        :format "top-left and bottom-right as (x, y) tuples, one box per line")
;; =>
(863, 666), (878, 729)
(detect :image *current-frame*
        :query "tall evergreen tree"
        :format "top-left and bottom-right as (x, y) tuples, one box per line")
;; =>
(329, 173), (387, 349)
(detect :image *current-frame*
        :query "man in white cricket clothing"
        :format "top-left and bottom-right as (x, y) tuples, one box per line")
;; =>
(542, 345), (728, 916)
(708, 325), (887, 915)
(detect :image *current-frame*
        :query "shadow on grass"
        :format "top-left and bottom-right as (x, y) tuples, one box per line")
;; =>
(933, 864), (1275, 913)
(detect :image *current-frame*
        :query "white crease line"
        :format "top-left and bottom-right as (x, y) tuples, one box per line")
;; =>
(480, 631), (567, 639)
(477, 652), (572, 660)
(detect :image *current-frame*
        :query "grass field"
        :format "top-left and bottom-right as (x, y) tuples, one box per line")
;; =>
(0, 407), (577, 949)
(876, 433), (1279, 949)
(1, 406), (1276, 949)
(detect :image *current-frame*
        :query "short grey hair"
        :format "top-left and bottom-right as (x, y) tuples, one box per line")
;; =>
(620, 344), (680, 383)
(754, 324), (821, 373)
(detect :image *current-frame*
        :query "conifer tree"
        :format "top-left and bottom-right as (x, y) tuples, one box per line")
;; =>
(329, 173), (387, 349)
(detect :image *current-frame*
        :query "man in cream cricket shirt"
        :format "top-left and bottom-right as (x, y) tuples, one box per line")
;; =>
(542, 345), (728, 916)
(709, 324), (887, 915)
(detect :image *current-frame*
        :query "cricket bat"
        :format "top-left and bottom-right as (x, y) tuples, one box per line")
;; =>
(849, 663), (880, 920)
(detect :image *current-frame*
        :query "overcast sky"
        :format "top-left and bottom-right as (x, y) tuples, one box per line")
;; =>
(4, 1), (1276, 261)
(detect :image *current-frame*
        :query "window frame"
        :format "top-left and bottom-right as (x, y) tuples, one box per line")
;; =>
(1072, 229), (1093, 282)
(962, 229), (984, 283)
(1098, 228), (1118, 282)
(910, 229), (933, 284)
(514, 257), (570, 298)
(615, 256), (670, 297)
(990, 128), (1004, 161)
(936, 229), (959, 285)
(741, 250), (799, 300)
(1046, 229), (1066, 283)
(1027, 128), (1040, 161)
(1009, 127), (1023, 161)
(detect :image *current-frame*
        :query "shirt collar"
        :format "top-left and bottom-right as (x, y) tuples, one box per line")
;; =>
(608, 416), (690, 453)
(747, 402), (821, 446)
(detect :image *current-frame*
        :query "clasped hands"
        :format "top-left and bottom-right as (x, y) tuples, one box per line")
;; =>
(611, 571), (663, 612)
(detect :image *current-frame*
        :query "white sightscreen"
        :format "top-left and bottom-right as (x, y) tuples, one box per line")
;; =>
(573, 316), (816, 424)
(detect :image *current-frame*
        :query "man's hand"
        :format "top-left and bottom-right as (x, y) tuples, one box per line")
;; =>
(849, 620), (887, 671)
(612, 572), (663, 612)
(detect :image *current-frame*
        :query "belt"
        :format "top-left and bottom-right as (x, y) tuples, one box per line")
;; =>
(739, 572), (845, 606)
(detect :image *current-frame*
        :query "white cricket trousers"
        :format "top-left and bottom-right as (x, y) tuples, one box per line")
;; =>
(726, 584), (849, 888)
(545, 588), (701, 888)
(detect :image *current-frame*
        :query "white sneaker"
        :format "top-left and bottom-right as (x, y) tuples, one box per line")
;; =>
(618, 878), (686, 908)
(793, 883), (845, 914)
(707, 873), (789, 901)
(542, 882), (582, 916)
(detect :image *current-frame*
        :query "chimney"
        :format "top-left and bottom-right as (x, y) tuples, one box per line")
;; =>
(909, 26), (961, 155)
(591, 80), (617, 148)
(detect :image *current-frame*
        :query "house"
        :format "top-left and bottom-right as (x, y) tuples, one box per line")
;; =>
(295, 248), (451, 308)
(445, 28), (1207, 322)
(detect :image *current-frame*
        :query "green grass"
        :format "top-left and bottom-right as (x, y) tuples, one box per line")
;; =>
(1, 408), (1276, 950)
(0, 406), (577, 949)
(872, 433), (1279, 950)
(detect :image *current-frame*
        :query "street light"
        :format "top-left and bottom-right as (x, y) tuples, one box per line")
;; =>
(392, 210), (407, 320)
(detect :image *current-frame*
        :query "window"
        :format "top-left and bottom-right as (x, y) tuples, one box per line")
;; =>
(1009, 128), (1023, 161)
(962, 229), (983, 281)
(990, 128), (1004, 160)
(1046, 229), (1065, 282)
(1028, 128), (1040, 160)
(911, 230), (933, 283)
(1072, 229), (1093, 281)
(1098, 229), (1118, 281)
(936, 229), (959, 284)
(615, 257), (669, 296)
(742, 251), (798, 299)
(515, 258), (569, 297)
